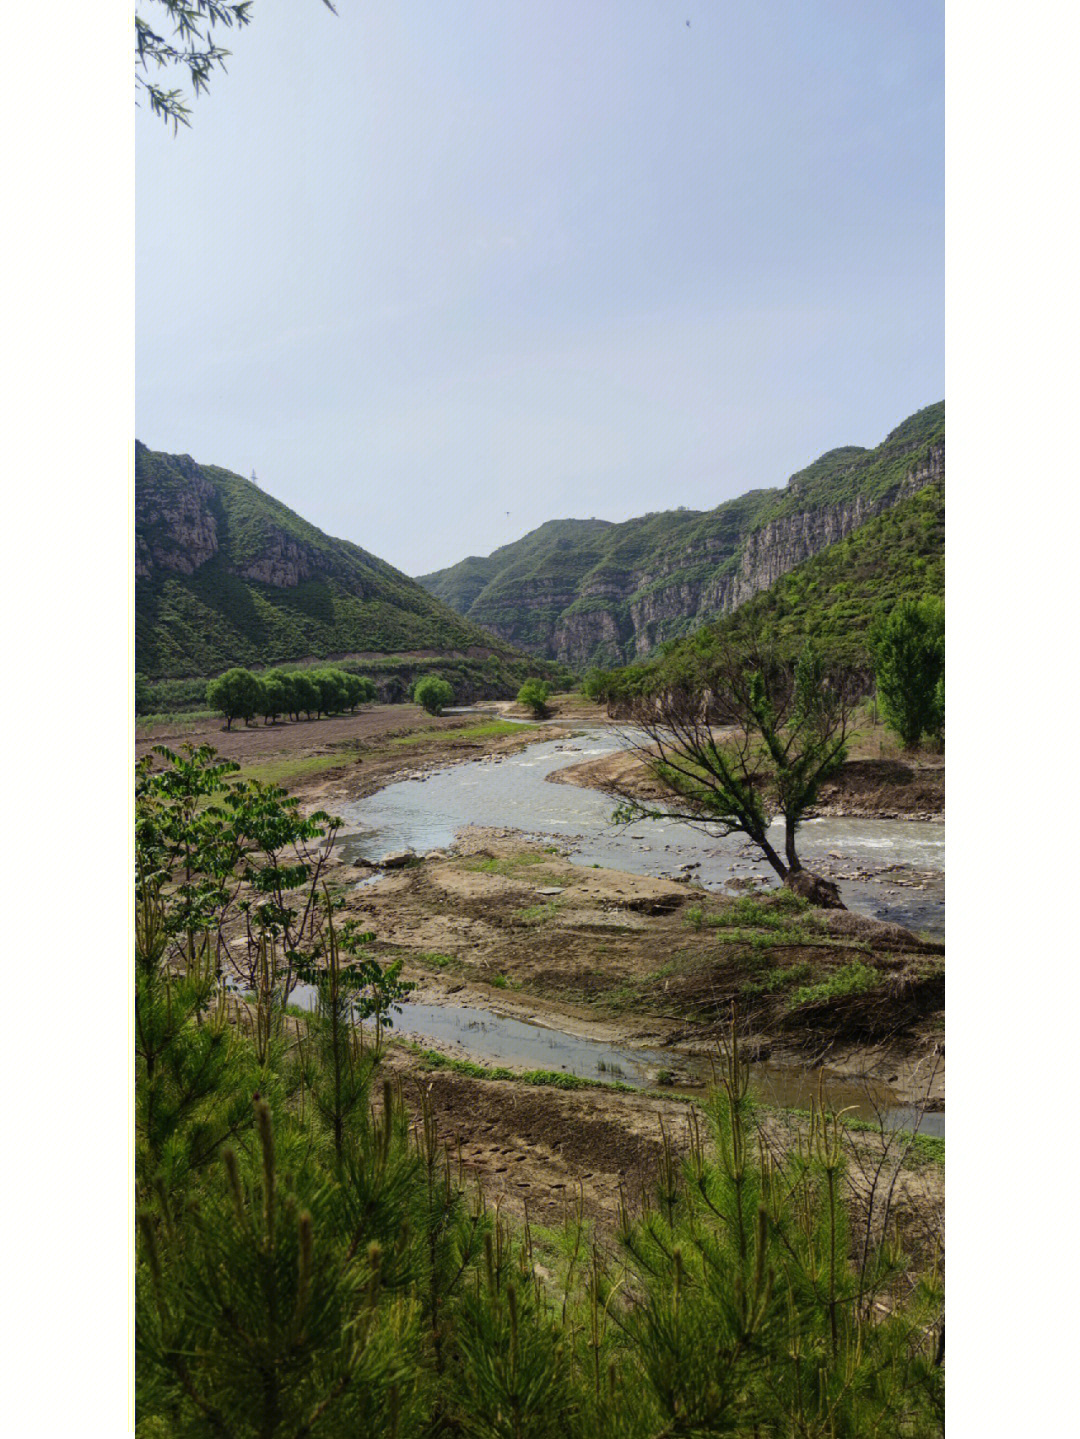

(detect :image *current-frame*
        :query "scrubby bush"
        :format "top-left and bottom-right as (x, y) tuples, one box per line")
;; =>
(413, 675), (454, 715)
(517, 677), (550, 717)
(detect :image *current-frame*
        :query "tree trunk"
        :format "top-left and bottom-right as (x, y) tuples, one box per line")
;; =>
(784, 817), (801, 873)
(758, 831), (788, 880)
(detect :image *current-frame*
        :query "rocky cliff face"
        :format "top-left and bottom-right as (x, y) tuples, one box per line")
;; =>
(134, 451), (219, 579)
(232, 530), (337, 589)
(448, 437), (944, 670)
(136, 444), (339, 590)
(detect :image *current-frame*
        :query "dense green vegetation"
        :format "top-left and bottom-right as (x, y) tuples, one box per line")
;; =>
(204, 665), (378, 728)
(584, 476), (944, 710)
(872, 597), (946, 747)
(135, 442), (555, 681)
(136, 653), (573, 719)
(136, 745), (944, 1435)
(420, 403), (944, 665)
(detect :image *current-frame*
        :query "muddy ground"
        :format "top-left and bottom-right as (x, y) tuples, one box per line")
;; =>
(375, 1042), (943, 1267)
(320, 828), (944, 1106)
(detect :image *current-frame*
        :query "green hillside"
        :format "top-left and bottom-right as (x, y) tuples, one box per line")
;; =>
(591, 476), (944, 694)
(418, 402), (944, 667)
(699, 476), (944, 664)
(135, 443), (533, 681)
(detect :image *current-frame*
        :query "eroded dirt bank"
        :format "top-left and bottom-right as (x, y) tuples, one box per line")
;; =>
(549, 748), (944, 821)
(317, 828), (943, 1109)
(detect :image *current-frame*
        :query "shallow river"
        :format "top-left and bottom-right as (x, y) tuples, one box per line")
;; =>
(339, 727), (944, 935)
(327, 726), (944, 1135)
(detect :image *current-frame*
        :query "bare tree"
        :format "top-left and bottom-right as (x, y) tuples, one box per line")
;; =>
(611, 634), (860, 901)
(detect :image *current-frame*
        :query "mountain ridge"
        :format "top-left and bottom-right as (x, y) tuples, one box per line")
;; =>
(135, 442), (532, 681)
(418, 402), (944, 667)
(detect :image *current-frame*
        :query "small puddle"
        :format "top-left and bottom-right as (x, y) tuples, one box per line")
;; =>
(287, 986), (942, 1138)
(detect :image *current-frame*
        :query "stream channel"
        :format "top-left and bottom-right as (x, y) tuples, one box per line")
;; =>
(328, 725), (944, 1136)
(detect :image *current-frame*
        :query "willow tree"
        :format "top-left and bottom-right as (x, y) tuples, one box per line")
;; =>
(136, 0), (338, 130)
(613, 634), (858, 901)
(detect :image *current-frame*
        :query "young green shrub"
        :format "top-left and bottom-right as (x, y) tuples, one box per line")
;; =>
(517, 677), (551, 717)
(413, 675), (454, 715)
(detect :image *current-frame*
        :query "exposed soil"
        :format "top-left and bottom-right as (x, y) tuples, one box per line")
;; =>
(549, 748), (944, 821)
(147, 693), (943, 1244)
(377, 1043), (943, 1262)
(319, 829), (943, 1107)
(136, 701), (578, 805)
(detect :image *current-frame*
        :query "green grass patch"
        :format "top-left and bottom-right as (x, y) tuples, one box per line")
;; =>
(712, 892), (810, 930)
(415, 952), (459, 970)
(740, 961), (817, 1000)
(789, 961), (881, 1008)
(233, 753), (353, 789)
(390, 720), (525, 746)
(513, 901), (563, 925)
(462, 853), (570, 887)
(401, 1043), (634, 1092)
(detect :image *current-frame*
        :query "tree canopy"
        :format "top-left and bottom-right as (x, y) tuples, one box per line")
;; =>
(871, 597), (945, 748)
(413, 675), (454, 716)
(517, 678), (550, 717)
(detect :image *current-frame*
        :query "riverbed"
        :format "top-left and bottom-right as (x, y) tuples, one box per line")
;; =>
(339, 727), (944, 935)
(319, 726), (944, 1133)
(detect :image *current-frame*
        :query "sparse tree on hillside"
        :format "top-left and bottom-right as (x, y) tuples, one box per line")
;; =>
(413, 675), (454, 716)
(206, 667), (263, 729)
(613, 634), (858, 900)
(871, 597), (945, 748)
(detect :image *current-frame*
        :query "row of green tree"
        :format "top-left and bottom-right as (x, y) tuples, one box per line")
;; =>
(206, 665), (377, 728)
(135, 744), (944, 1435)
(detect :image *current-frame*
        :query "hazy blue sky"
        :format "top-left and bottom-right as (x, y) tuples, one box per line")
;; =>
(137, 0), (943, 575)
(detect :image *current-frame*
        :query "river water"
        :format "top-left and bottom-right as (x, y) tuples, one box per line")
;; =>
(339, 727), (944, 936)
(327, 726), (944, 1135)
